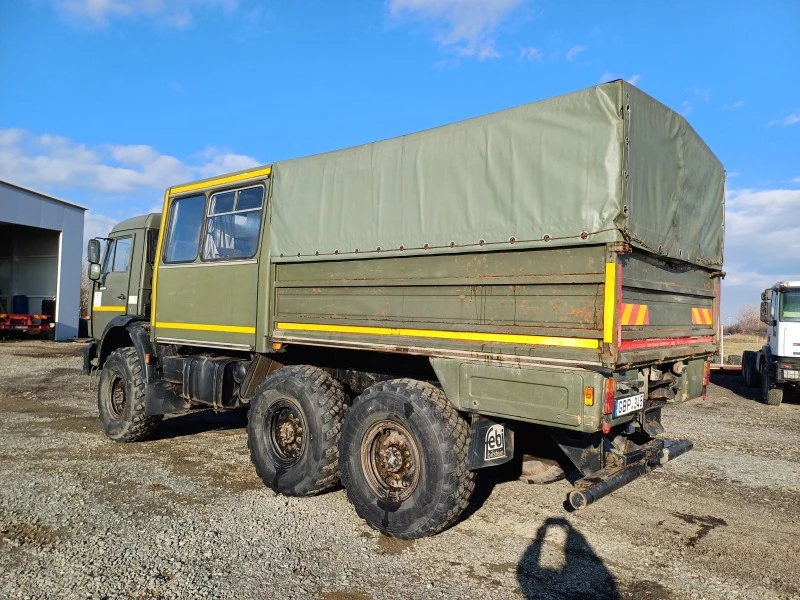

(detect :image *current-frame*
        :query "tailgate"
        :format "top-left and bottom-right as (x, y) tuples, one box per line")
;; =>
(617, 249), (718, 363)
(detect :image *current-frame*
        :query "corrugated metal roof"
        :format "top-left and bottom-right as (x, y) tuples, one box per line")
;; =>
(0, 179), (88, 211)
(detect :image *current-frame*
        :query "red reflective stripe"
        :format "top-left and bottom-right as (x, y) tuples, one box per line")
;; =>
(619, 336), (714, 351)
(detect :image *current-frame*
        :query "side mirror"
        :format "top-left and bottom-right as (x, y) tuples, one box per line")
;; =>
(88, 239), (101, 264)
(760, 301), (770, 323)
(88, 263), (101, 281)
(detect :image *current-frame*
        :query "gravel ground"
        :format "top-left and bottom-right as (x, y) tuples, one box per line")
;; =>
(1, 339), (799, 600)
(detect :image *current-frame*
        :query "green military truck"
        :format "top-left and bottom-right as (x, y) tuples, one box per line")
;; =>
(84, 81), (724, 539)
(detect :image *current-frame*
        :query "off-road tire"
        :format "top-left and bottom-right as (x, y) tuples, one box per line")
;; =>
(339, 379), (475, 539)
(742, 351), (760, 388)
(247, 365), (348, 496)
(520, 456), (566, 485)
(762, 370), (783, 406)
(97, 347), (163, 442)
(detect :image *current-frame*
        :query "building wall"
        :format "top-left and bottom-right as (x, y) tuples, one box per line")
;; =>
(0, 182), (86, 341)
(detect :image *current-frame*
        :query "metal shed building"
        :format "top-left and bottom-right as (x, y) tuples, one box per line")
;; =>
(0, 180), (86, 341)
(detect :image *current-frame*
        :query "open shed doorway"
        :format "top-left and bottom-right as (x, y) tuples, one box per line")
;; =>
(0, 222), (60, 337)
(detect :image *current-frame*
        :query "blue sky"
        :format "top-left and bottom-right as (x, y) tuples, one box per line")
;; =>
(0, 0), (798, 322)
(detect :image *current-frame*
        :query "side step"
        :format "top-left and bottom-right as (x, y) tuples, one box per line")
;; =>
(568, 438), (693, 510)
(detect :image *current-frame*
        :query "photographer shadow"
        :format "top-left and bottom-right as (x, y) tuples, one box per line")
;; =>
(516, 517), (620, 600)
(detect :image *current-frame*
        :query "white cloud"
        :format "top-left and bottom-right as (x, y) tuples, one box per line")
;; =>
(732, 100), (745, 109)
(727, 171), (740, 178)
(84, 213), (120, 243)
(768, 109), (800, 127)
(0, 128), (259, 196)
(793, 177), (800, 184)
(598, 71), (615, 84)
(597, 72), (640, 86)
(565, 45), (586, 61)
(389, 0), (525, 59)
(54, 0), (238, 27)
(680, 88), (711, 116)
(722, 187), (800, 317)
(519, 46), (542, 60)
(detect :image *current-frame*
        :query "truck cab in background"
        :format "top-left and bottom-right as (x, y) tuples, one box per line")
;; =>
(741, 282), (800, 405)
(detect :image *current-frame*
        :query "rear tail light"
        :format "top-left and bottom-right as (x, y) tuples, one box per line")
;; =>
(703, 361), (711, 387)
(603, 378), (615, 414)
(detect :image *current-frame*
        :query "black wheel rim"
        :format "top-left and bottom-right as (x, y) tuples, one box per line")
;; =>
(108, 375), (126, 421)
(266, 399), (307, 465)
(361, 419), (421, 502)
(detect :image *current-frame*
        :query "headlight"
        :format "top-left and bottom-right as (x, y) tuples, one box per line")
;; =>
(781, 369), (799, 380)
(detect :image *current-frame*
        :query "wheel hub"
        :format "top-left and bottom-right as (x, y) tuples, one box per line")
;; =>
(268, 402), (305, 462)
(362, 421), (421, 502)
(109, 377), (126, 419)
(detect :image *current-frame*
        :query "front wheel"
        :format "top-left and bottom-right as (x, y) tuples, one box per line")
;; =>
(339, 379), (475, 539)
(98, 347), (163, 442)
(762, 370), (783, 406)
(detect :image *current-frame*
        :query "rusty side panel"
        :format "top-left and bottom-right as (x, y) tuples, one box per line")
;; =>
(271, 245), (607, 361)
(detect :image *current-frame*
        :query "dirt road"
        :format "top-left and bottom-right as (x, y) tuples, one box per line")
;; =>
(1, 340), (798, 599)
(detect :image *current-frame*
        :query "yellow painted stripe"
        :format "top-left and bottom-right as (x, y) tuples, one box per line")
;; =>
(93, 306), (126, 312)
(171, 166), (272, 195)
(702, 308), (712, 324)
(156, 322), (256, 334)
(621, 303), (634, 326)
(635, 305), (648, 326)
(275, 322), (599, 350)
(603, 262), (616, 343)
(151, 187), (170, 327)
(691, 308), (701, 324)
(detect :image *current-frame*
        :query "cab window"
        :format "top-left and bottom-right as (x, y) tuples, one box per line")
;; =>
(101, 237), (132, 274)
(202, 185), (264, 260)
(780, 290), (800, 322)
(164, 194), (206, 263)
(112, 238), (132, 272)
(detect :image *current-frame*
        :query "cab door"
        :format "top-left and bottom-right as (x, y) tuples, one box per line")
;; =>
(153, 178), (267, 351)
(90, 234), (134, 338)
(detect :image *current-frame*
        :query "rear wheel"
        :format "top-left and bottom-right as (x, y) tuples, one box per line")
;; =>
(742, 351), (760, 388)
(762, 370), (783, 406)
(247, 365), (348, 496)
(339, 379), (475, 539)
(98, 347), (163, 442)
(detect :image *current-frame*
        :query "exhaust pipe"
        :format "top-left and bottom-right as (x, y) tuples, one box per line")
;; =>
(568, 438), (693, 510)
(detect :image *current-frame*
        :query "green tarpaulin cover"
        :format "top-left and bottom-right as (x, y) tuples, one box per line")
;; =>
(269, 81), (724, 268)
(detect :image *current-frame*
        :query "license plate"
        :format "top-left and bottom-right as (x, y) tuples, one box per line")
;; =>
(614, 393), (644, 417)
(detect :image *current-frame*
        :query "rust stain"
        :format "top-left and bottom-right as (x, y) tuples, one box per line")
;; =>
(567, 305), (596, 325)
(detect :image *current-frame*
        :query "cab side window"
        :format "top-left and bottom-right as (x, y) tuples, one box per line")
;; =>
(112, 238), (132, 272)
(102, 240), (116, 275)
(164, 194), (206, 263)
(202, 185), (265, 260)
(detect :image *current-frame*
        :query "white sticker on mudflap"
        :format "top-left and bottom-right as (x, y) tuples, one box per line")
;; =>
(484, 424), (506, 461)
(93, 291), (102, 307)
(128, 295), (138, 305)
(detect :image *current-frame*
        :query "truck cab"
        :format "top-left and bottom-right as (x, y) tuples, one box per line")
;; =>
(84, 214), (160, 364)
(741, 282), (800, 405)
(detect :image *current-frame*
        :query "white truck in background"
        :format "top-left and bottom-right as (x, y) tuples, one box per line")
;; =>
(741, 282), (800, 405)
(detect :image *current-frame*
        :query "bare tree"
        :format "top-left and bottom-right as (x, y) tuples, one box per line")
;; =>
(80, 262), (91, 318)
(734, 305), (765, 336)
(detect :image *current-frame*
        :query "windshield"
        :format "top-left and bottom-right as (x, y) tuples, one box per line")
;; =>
(780, 290), (800, 322)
